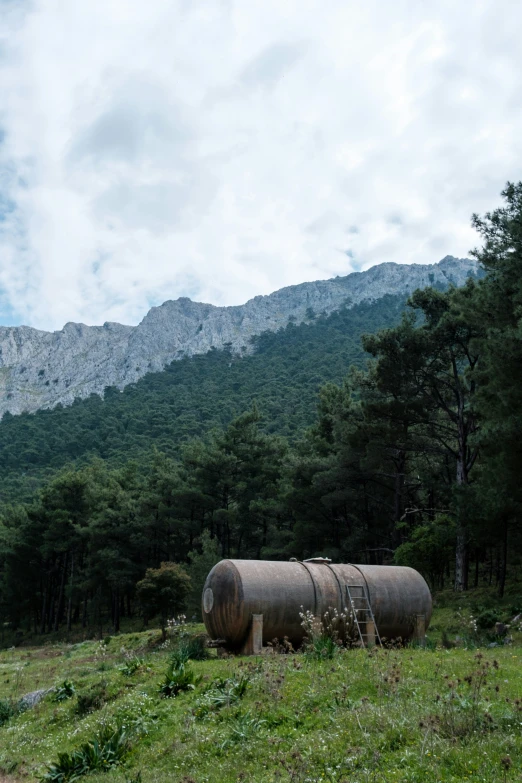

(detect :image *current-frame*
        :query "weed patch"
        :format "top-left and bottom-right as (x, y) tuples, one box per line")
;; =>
(194, 674), (249, 718)
(41, 723), (131, 782)
(159, 661), (202, 698)
(75, 682), (109, 716)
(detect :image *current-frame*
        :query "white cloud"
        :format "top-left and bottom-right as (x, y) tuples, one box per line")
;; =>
(1, 0), (522, 329)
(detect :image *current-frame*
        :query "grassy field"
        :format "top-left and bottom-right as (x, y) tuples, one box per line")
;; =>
(0, 602), (521, 783)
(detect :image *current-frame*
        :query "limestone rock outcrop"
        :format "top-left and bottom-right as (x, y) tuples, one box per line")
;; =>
(0, 256), (478, 417)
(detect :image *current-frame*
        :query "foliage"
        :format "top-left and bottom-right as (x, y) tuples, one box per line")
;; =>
(476, 609), (500, 630)
(394, 515), (456, 589)
(220, 711), (266, 750)
(428, 653), (495, 738)
(5, 184), (522, 639)
(53, 680), (75, 702)
(158, 661), (202, 698)
(1, 621), (522, 782)
(136, 562), (191, 640)
(41, 723), (131, 782)
(194, 674), (250, 718)
(75, 681), (109, 716)
(169, 633), (209, 667)
(186, 530), (221, 620)
(0, 697), (23, 726)
(119, 657), (145, 677)
(299, 606), (354, 659)
(0, 295), (407, 502)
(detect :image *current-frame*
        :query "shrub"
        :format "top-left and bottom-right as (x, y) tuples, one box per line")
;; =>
(194, 675), (249, 718)
(299, 606), (353, 659)
(477, 609), (499, 630)
(75, 682), (108, 716)
(41, 723), (131, 782)
(427, 654), (494, 739)
(53, 681), (75, 702)
(220, 711), (266, 749)
(136, 562), (191, 641)
(159, 662), (202, 698)
(170, 634), (208, 668)
(119, 657), (145, 677)
(0, 698), (22, 727)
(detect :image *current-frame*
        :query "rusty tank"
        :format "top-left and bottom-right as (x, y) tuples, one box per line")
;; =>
(202, 559), (432, 648)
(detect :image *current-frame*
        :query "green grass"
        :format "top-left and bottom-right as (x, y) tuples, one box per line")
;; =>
(0, 610), (521, 783)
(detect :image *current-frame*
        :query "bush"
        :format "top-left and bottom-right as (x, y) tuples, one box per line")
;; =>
(170, 634), (209, 668)
(159, 662), (202, 698)
(75, 682), (109, 716)
(0, 698), (22, 727)
(194, 675), (249, 718)
(220, 711), (266, 750)
(136, 562), (191, 641)
(299, 607), (351, 659)
(476, 609), (499, 630)
(119, 657), (145, 677)
(41, 723), (131, 782)
(53, 681), (75, 702)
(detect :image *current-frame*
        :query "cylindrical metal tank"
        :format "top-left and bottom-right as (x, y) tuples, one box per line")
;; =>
(202, 559), (432, 648)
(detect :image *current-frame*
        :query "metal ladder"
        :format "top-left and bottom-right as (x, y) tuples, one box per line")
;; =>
(345, 584), (382, 648)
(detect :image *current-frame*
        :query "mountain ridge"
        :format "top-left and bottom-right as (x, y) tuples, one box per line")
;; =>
(0, 256), (478, 417)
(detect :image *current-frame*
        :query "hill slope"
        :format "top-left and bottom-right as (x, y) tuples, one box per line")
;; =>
(0, 294), (409, 502)
(0, 615), (521, 783)
(0, 256), (477, 416)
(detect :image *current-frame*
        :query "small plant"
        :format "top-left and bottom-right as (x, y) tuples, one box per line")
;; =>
(159, 661), (202, 698)
(53, 680), (75, 702)
(501, 755), (512, 783)
(0, 697), (22, 727)
(170, 634), (209, 668)
(119, 657), (145, 677)
(94, 640), (111, 671)
(440, 630), (456, 649)
(476, 608), (499, 629)
(266, 636), (294, 654)
(220, 711), (266, 749)
(41, 723), (131, 782)
(427, 653), (496, 738)
(75, 682), (109, 716)
(299, 606), (353, 659)
(194, 675), (249, 718)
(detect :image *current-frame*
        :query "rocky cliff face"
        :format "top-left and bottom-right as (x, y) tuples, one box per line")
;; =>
(0, 256), (478, 417)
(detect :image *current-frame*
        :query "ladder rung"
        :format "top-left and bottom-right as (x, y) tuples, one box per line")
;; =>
(346, 582), (382, 647)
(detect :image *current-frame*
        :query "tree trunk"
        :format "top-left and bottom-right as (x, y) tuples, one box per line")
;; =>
(498, 518), (509, 598)
(54, 552), (68, 632)
(454, 528), (468, 591)
(392, 450), (406, 545)
(454, 457), (468, 591)
(82, 595), (88, 628)
(114, 588), (120, 633)
(66, 552), (74, 633)
(40, 580), (48, 635)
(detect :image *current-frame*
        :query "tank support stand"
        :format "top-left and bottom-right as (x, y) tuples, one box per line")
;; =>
(240, 613), (263, 655)
(413, 613), (426, 646)
(364, 617), (376, 646)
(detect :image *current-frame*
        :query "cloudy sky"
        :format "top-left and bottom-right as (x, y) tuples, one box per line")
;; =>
(0, 0), (521, 330)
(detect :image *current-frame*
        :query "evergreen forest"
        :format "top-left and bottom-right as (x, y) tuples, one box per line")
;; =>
(1, 183), (522, 637)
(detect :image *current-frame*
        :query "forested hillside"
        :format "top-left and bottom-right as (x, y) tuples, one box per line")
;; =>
(2, 183), (522, 641)
(0, 293), (408, 502)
